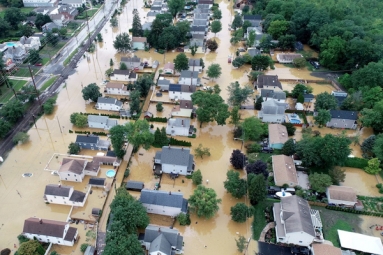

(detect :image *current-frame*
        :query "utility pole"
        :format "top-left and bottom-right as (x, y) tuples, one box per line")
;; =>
(31, 114), (37, 129)
(57, 116), (62, 133)
(28, 65), (41, 107)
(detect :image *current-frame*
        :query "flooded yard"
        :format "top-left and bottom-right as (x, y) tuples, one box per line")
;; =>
(341, 167), (381, 197)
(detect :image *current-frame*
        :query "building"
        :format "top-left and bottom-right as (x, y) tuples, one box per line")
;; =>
(147, 11), (159, 22)
(110, 69), (137, 82)
(190, 25), (207, 35)
(256, 75), (282, 91)
(273, 196), (320, 247)
(44, 184), (87, 206)
(243, 14), (262, 27)
(105, 82), (129, 96)
(166, 118), (193, 137)
(22, 217), (78, 246)
(326, 110), (358, 129)
(142, 22), (152, 31)
(19, 36), (41, 51)
(276, 53), (303, 64)
(312, 243), (342, 255)
(50, 14), (69, 27)
(141, 225), (184, 255)
(272, 155), (298, 187)
(331, 90), (348, 106)
(184, 37), (206, 54)
(247, 47), (261, 57)
(158, 78), (170, 91)
(120, 56), (143, 70)
(75, 135), (111, 151)
(132, 37), (147, 50)
(95, 97), (123, 111)
(258, 99), (286, 123)
(57, 157), (101, 182)
(88, 177), (106, 188)
(23, 0), (55, 7)
(140, 190), (188, 217)
(261, 89), (286, 103)
(178, 71), (200, 86)
(154, 146), (195, 175)
(171, 100), (193, 118)
(268, 124), (288, 149)
(326, 185), (357, 207)
(303, 93), (315, 103)
(163, 62), (175, 74)
(58, 5), (79, 19)
(125, 180), (144, 191)
(42, 22), (59, 32)
(192, 19), (208, 27)
(87, 115), (118, 130)
(61, 0), (86, 7)
(338, 230), (383, 255)
(3, 45), (27, 63)
(197, 0), (213, 7)
(188, 59), (203, 73)
(169, 84), (196, 101)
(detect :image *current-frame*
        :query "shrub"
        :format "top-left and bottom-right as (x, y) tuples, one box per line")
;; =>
(156, 102), (163, 112)
(192, 169), (202, 185)
(169, 138), (192, 147)
(148, 117), (168, 123)
(344, 157), (368, 169)
(1, 249), (11, 255)
(80, 243), (89, 253)
(376, 183), (382, 189)
(17, 235), (30, 244)
(124, 169), (130, 178)
(12, 132), (30, 144)
(246, 143), (261, 153)
(177, 213), (191, 225)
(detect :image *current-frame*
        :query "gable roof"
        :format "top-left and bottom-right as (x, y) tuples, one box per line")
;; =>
(59, 158), (86, 174)
(97, 97), (123, 107)
(179, 100), (193, 109)
(149, 233), (172, 254)
(69, 190), (86, 202)
(257, 75), (282, 89)
(167, 118), (191, 128)
(272, 155), (298, 186)
(330, 110), (358, 120)
(144, 225), (183, 250)
(247, 48), (261, 57)
(140, 190), (185, 209)
(105, 82), (124, 89)
(192, 19), (207, 26)
(158, 78), (170, 85)
(23, 217), (68, 238)
(191, 26), (206, 32)
(261, 89), (286, 100)
(112, 69), (130, 75)
(76, 135), (99, 144)
(303, 93), (314, 99)
(188, 58), (201, 66)
(169, 84), (181, 92)
(158, 146), (193, 167)
(132, 37), (147, 43)
(180, 70), (199, 78)
(268, 124), (288, 145)
(277, 53), (303, 62)
(327, 185), (357, 203)
(44, 184), (71, 197)
(261, 100), (286, 115)
(87, 115), (109, 124)
(126, 180), (144, 190)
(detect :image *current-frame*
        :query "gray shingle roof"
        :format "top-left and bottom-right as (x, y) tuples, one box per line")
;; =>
(248, 48), (261, 57)
(69, 190), (86, 202)
(88, 115), (109, 124)
(169, 84), (181, 92)
(149, 234), (172, 254)
(76, 135), (99, 144)
(191, 26), (206, 32)
(159, 146), (193, 167)
(23, 218), (68, 238)
(257, 75), (282, 89)
(126, 181), (144, 190)
(193, 20), (208, 26)
(158, 78), (170, 85)
(44, 184), (71, 197)
(261, 89), (286, 100)
(144, 225), (183, 250)
(188, 58), (201, 66)
(89, 177), (105, 186)
(330, 110), (358, 120)
(97, 97), (123, 107)
(112, 69), (130, 75)
(261, 100), (286, 114)
(167, 118), (191, 128)
(140, 190), (185, 209)
(180, 70), (199, 78)
(303, 94), (314, 99)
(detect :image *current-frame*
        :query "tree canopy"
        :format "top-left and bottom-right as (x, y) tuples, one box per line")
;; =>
(308, 173), (332, 193)
(188, 185), (221, 219)
(173, 53), (189, 72)
(227, 81), (253, 107)
(230, 149), (246, 169)
(230, 203), (252, 223)
(206, 64), (222, 80)
(0, 99), (25, 124)
(113, 32), (131, 53)
(125, 120), (154, 150)
(247, 173), (266, 205)
(168, 0), (185, 18)
(224, 170), (247, 199)
(82, 83), (101, 102)
(360, 100), (383, 133)
(314, 92), (338, 110)
(240, 117), (267, 141)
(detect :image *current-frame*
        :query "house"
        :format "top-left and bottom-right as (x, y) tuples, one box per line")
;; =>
(44, 184), (87, 206)
(126, 180), (144, 191)
(276, 53), (303, 64)
(41, 22), (59, 32)
(61, 0), (86, 7)
(190, 26), (206, 35)
(194, 13), (210, 20)
(105, 82), (129, 96)
(22, 0), (55, 7)
(268, 124), (288, 149)
(273, 196), (319, 247)
(22, 217), (78, 246)
(326, 110), (358, 129)
(188, 59), (203, 73)
(75, 135), (111, 151)
(3, 45), (27, 63)
(192, 19), (208, 27)
(272, 155), (298, 187)
(295, 41), (304, 51)
(150, 5), (162, 12)
(331, 90), (348, 106)
(141, 225), (184, 255)
(326, 185), (357, 207)
(184, 37), (205, 54)
(110, 69), (137, 82)
(178, 71), (200, 86)
(243, 14), (262, 27)
(312, 243), (342, 255)
(140, 190), (188, 217)
(194, 5), (210, 14)
(247, 47), (261, 57)
(338, 230), (383, 255)
(261, 89), (286, 103)
(153, 146), (195, 175)
(169, 84), (196, 101)
(142, 22), (152, 32)
(58, 158), (88, 182)
(120, 56), (143, 70)
(132, 37), (147, 50)
(166, 118), (194, 137)
(258, 99), (286, 123)
(255, 75), (282, 91)
(158, 77), (171, 91)
(19, 36), (41, 51)
(163, 62), (175, 74)
(50, 14), (69, 27)
(34, 8), (50, 15)
(303, 93), (314, 103)
(23, 16), (37, 26)
(87, 115), (118, 130)
(58, 5), (79, 19)
(171, 100), (193, 118)
(84, 246), (96, 255)
(95, 97), (123, 111)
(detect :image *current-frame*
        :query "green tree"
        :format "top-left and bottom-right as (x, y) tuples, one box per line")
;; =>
(103, 224), (144, 255)
(4, 7), (25, 28)
(173, 53), (189, 72)
(46, 32), (59, 47)
(267, 20), (290, 39)
(329, 167), (346, 185)
(191, 91), (230, 127)
(119, 62), (128, 70)
(240, 117), (266, 141)
(309, 173), (332, 192)
(96, 33), (103, 42)
(314, 92), (338, 110)
(192, 169), (203, 185)
(0, 99), (25, 124)
(113, 32), (131, 53)
(74, 114), (88, 128)
(229, 106), (241, 127)
(34, 13), (51, 30)
(176, 21), (190, 42)
(319, 36), (346, 70)
(12, 132), (30, 144)
(109, 125), (126, 158)
(156, 102), (163, 112)
(167, 0), (185, 18)
(251, 55), (273, 71)
(259, 34), (274, 50)
(293, 57), (307, 68)
(242, 20), (252, 33)
(247, 30), (256, 48)
(362, 86), (383, 109)
(59, 28), (67, 38)
(314, 109), (331, 127)
(211, 20), (222, 37)
(28, 49), (41, 64)
(282, 123), (296, 136)
(17, 240), (42, 255)
(68, 142), (81, 154)
(188, 185), (221, 219)
(213, 9), (222, 20)
(373, 135), (383, 161)
(349, 62), (383, 90)
(206, 63), (222, 80)
(278, 34), (296, 50)
(80, 244), (89, 252)
(125, 120), (154, 150)
(230, 28), (243, 45)
(134, 74), (153, 98)
(157, 26), (180, 50)
(282, 138), (296, 156)
(0, 120), (11, 138)
(291, 84), (312, 98)
(247, 173), (266, 205)
(110, 58), (114, 67)
(213, 84), (221, 94)
(129, 90), (141, 114)
(20, 24), (34, 37)
(236, 235), (247, 253)
(360, 100), (383, 133)
(1, 248), (11, 255)
(227, 81), (253, 107)
(17, 85), (37, 103)
(231, 14), (243, 30)
(0, 18), (11, 38)
(206, 39), (218, 51)
(194, 144), (211, 158)
(230, 203), (252, 223)
(362, 135), (376, 159)
(110, 17), (118, 27)
(232, 57), (245, 68)
(147, 14), (172, 48)
(224, 170), (247, 198)
(365, 158), (381, 175)
(255, 96), (263, 110)
(43, 98), (56, 115)
(297, 93), (304, 104)
(82, 83), (101, 102)
(132, 10), (143, 37)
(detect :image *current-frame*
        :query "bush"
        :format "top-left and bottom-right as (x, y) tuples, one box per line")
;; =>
(12, 132), (30, 144)
(1, 249), (11, 255)
(17, 235), (30, 244)
(148, 117), (168, 123)
(344, 157), (369, 169)
(43, 97), (57, 115)
(124, 169), (130, 178)
(80, 243), (89, 253)
(177, 213), (191, 225)
(192, 169), (202, 185)
(156, 102), (163, 112)
(169, 138), (192, 147)
(246, 143), (261, 153)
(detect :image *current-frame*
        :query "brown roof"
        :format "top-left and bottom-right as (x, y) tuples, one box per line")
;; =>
(106, 82), (124, 89)
(132, 37), (147, 43)
(272, 155), (298, 187)
(312, 243), (342, 255)
(84, 161), (100, 172)
(327, 185), (357, 203)
(269, 124), (288, 145)
(179, 100), (193, 109)
(93, 156), (120, 165)
(59, 158), (86, 174)
(23, 217), (67, 238)
(164, 62), (174, 70)
(181, 85), (196, 92)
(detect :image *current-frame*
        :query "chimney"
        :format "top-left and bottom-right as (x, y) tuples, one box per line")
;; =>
(39, 219), (42, 224)
(169, 191), (172, 195)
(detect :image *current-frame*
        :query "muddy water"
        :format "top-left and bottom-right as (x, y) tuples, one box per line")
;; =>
(341, 167), (381, 197)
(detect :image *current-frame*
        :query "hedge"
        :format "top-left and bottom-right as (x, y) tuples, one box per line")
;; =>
(78, 112), (121, 119)
(344, 157), (368, 169)
(68, 130), (108, 136)
(148, 117), (168, 123)
(325, 205), (383, 218)
(169, 137), (192, 147)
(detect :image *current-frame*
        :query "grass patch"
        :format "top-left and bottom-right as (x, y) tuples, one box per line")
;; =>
(0, 79), (28, 103)
(39, 42), (66, 56)
(40, 76), (57, 91)
(0, 7), (34, 18)
(252, 199), (278, 240)
(12, 68), (30, 77)
(63, 48), (78, 66)
(41, 57), (50, 65)
(77, 9), (98, 19)
(255, 150), (281, 163)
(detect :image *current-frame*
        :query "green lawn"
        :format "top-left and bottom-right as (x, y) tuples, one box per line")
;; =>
(39, 42), (66, 57)
(40, 76), (57, 91)
(252, 199), (278, 240)
(0, 7), (34, 18)
(12, 68), (30, 78)
(0, 79), (28, 103)
(77, 9), (98, 19)
(63, 48), (78, 66)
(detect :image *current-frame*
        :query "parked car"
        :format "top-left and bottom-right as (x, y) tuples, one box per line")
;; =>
(261, 147), (274, 153)
(309, 60), (320, 69)
(34, 63), (42, 66)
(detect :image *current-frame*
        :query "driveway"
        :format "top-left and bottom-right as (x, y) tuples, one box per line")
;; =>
(258, 242), (293, 255)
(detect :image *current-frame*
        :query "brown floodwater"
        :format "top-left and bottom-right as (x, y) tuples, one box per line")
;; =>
(341, 167), (381, 197)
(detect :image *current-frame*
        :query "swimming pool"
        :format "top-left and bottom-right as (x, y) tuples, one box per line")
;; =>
(287, 113), (302, 124)
(106, 169), (116, 178)
(6, 42), (17, 47)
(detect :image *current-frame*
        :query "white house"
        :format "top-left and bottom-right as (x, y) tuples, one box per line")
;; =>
(276, 53), (303, 64)
(258, 99), (286, 123)
(166, 118), (193, 137)
(261, 89), (286, 103)
(163, 62), (175, 74)
(140, 190), (188, 217)
(188, 59), (203, 73)
(57, 157), (101, 182)
(273, 196), (320, 247)
(61, 0), (86, 7)
(132, 37), (147, 50)
(23, 0), (55, 7)
(153, 146), (195, 175)
(158, 77), (170, 91)
(171, 100), (193, 118)
(142, 225), (184, 255)
(178, 71), (200, 86)
(87, 115), (118, 130)
(110, 70), (137, 83)
(96, 97), (123, 111)
(326, 185), (357, 207)
(22, 217), (78, 246)
(44, 184), (88, 207)
(50, 14), (69, 27)
(19, 36), (41, 51)
(105, 82), (129, 96)
(120, 56), (143, 70)
(169, 84), (196, 101)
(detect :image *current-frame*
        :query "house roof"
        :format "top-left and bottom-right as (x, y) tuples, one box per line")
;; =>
(129, 72), (137, 79)
(89, 177), (106, 186)
(169, 84), (182, 92)
(23, 217), (68, 238)
(272, 155), (298, 186)
(62, 0), (83, 3)
(327, 185), (357, 203)
(303, 93), (314, 99)
(187, 38), (205, 47)
(142, 22), (152, 30)
(140, 189), (186, 209)
(280, 195), (315, 236)
(59, 158), (86, 174)
(84, 246), (96, 255)
(194, 13), (209, 19)
(261, 89), (286, 100)
(64, 227), (77, 241)
(44, 184), (71, 197)
(126, 180), (144, 190)
(157, 146), (193, 168)
(88, 115), (110, 124)
(198, 0), (213, 4)
(244, 14), (262, 20)
(192, 19), (207, 26)
(181, 84), (197, 92)
(149, 233), (172, 254)
(144, 225), (183, 250)
(132, 37), (147, 43)
(112, 69), (130, 75)
(191, 26), (206, 32)
(147, 11), (158, 17)
(121, 56), (141, 62)
(277, 53), (303, 62)
(192, 34), (205, 40)
(150, 6), (162, 10)
(257, 75), (282, 89)
(261, 100), (286, 115)
(105, 82), (124, 89)
(188, 59), (200, 66)
(338, 230), (383, 255)
(312, 243), (342, 255)
(247, 48), (261, 57)
(268, 124), (288, 145)
(179, 100), (193, 109)
(69, 190), (86, 202)
(164, 62), (174, 70)
(97, 97), (123, 107)
(180, 70), (199, 78)
(330, 110), (358, 120)
(167, 118), (191, 128)
(76, 135), (99, 144)
(158, 78), (170, 85)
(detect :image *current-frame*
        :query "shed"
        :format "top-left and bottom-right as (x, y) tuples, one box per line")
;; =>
(84, 246), (96, 255)
(91, 208), (101, 216)
(126, 180), (145, 191)
(143, 111), (153, 119)
(338, 230), (383, 255)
